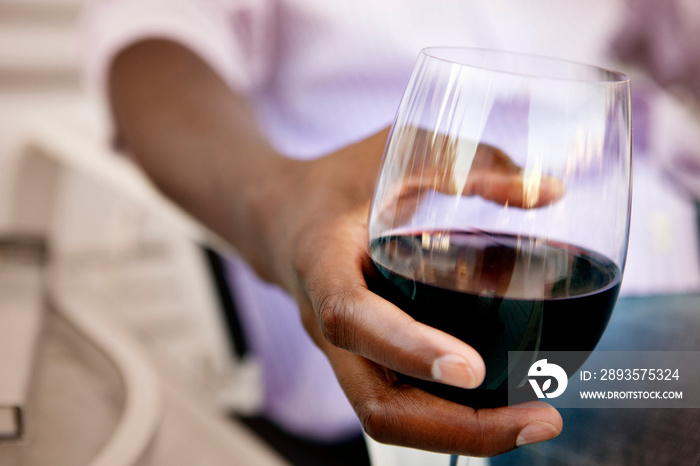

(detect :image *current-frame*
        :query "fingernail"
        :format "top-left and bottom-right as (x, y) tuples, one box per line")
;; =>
(516, 421), (561, 447)
(542, 177), (566, 200)
(431, 354), (477, 389)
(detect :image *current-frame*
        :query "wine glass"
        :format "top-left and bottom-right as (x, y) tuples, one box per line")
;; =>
(367, 45), (631, 424)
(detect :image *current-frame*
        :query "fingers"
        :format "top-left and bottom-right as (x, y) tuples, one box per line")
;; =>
(328, 349), (563, 457)
(455, 143), (566, 208)
(315, 278), (486, 388)
(374, 142), (565, 231)
(464, 172), (565, 208)
(296, 212), (563, 457)
(297, 214), (486, 389)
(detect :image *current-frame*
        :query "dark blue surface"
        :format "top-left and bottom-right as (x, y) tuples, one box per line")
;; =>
(491, 294), (700, 465)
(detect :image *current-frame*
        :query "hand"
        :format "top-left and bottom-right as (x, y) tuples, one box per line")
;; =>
(270, 129), (563, 456)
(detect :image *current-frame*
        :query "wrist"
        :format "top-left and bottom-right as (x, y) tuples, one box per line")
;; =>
(238, 152), (308, 286)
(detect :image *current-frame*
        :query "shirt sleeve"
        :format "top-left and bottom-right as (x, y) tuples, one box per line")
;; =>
(80, 0), (275, 100)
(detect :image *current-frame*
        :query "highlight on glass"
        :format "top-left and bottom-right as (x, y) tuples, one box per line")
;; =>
(367, 47), (632, 408)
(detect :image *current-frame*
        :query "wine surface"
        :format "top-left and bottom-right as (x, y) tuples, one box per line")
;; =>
(368, 230), (621, 407)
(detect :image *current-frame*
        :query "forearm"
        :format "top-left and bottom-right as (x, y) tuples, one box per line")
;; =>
(109, 39), (299, 282)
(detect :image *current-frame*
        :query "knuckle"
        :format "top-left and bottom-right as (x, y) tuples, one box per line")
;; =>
(316, 287), (356, 347)
(356, 397), (396, 444)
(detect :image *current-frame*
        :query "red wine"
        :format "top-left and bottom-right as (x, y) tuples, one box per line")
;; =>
(368, 230), (621, 408)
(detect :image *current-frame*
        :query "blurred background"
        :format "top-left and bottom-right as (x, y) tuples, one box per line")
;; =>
(0, 1), (283, 465)
(0, 0), (90, 174)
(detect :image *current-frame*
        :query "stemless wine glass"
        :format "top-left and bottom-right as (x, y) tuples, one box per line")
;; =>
(367, 47), (632, 411)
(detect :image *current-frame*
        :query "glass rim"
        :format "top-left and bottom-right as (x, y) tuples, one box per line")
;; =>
(420, 46), (630, 84)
